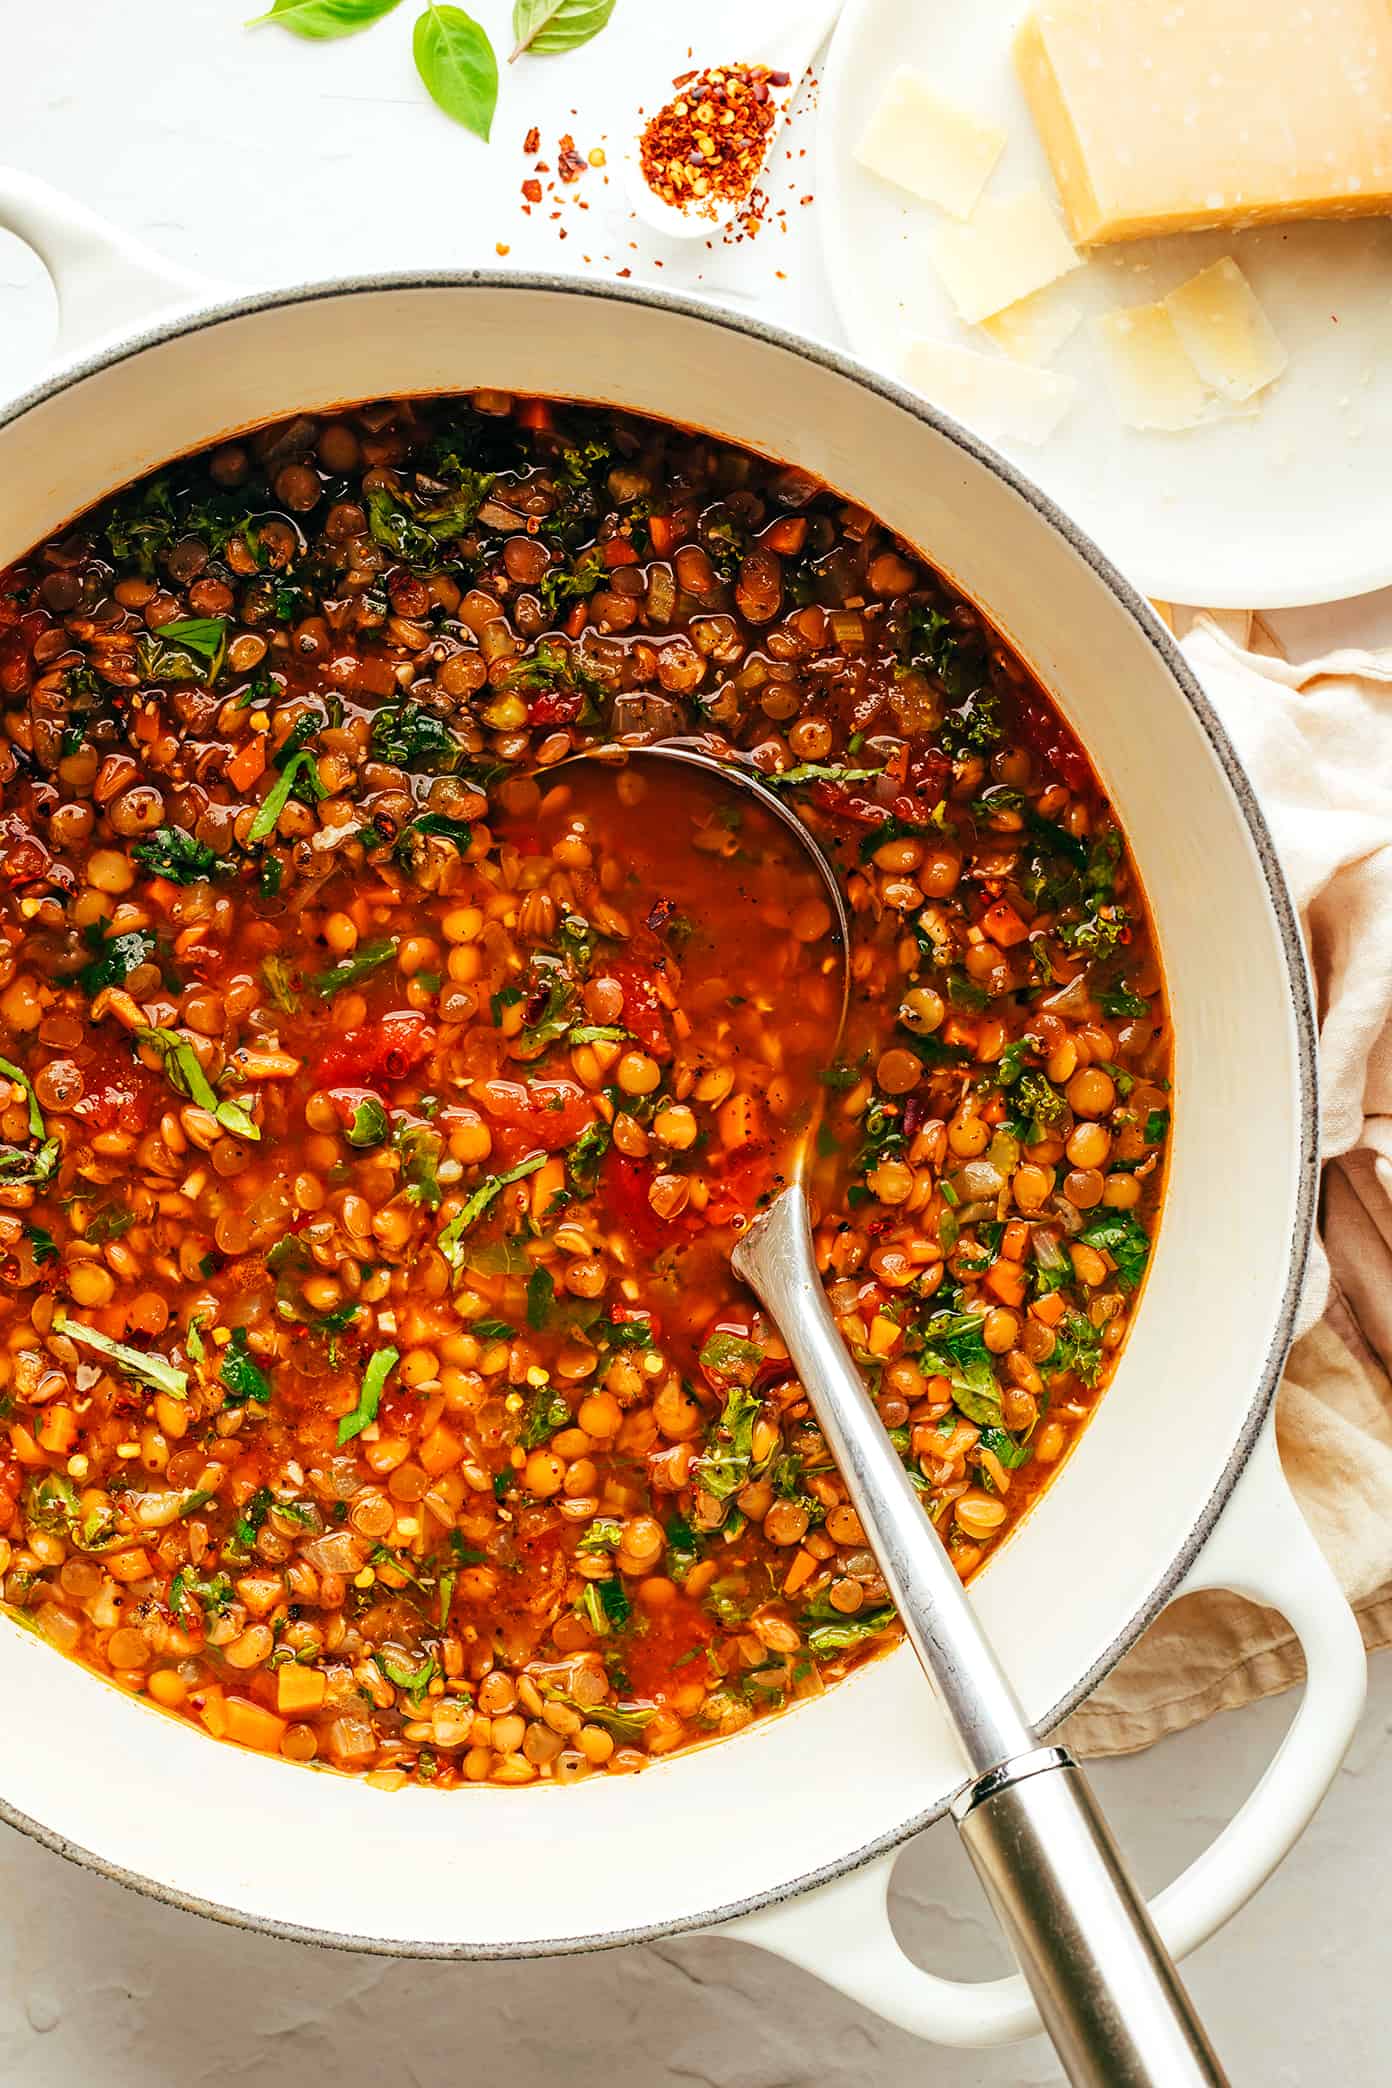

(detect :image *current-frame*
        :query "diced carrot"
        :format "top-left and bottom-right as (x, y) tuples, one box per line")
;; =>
(420, 1421), (464, 1476)
(717, 1091), (761, 1150)
(647, 513), (677, 557)
(985, 1259), (1027, 1308)
(601, 536), (640, 567)
(195, 1684), (227, 1738)
(225, 1697), (287, 1753)
(107, 1547), (154, 1583)
(277, 1665), (327, 1717)
(516, 398), (553, 431)
(8, 1423), (45, 1466)
(783, 1548), (817, 1597)
(530, 1155), (565, 1221)
(226, 737), (267, 793)
(983, 901), (1031, 949)
(1030, 1289), (1067, 1328)
(759, 515), (808, 555)
(942, 1015), (980, 1050)
(143, 876), (180, 913)
(867, 1313), (902, 1357)
(35, 1405), (77, 1455)
(564, 601), (588, 640)
(1002, 1219), (1030, 1263)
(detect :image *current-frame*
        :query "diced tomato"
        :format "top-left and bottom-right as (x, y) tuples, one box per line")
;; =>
(701, 1147), (775, 1231)
(599, 1153), (667, 1258)
(759, 515), (808, 556)
(604, 955), (670, 1058)
(601, 536), (640, 568)
(647, 514), (678, 558)
(516, 398), (554, 432)
(809, 781), (890, 828)
(73, 1037), (161, 1134)
(478, 1076), (595, 1151)
(608, 1299), (661, 1342)
(527, 687), (584, 727)
(621, 1595), (715, 1700)
(1015, 694), (1091, 796)
(315, 1014), (433, 1091)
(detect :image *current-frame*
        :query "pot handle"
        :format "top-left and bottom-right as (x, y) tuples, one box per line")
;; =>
(0, 169), (214, 364)
(723, 1418), (1365, 2048)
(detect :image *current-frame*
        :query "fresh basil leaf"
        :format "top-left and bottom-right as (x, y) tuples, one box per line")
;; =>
(153, 617), (227, 663)
(347, 1096), (390, 1148)
(55, 1308), (187, 1399)
(24, 1224), (57, 1266)
(1078, 1212), (1151, 1293)
(520, 1379), (570, 1448)
(438, 1152), (547, 1265)
(413, 4), (498, 139)
(248, 0), (404, 35)
(339, 1345), (400, 1445)
(79, 927), (158, 997)
(246, 749), (324, 843)
(132, 825), (235, 884)
(698, 1330), (764, 1386)
(510, 0), (616, 59)
(310, 937), (398, 1000)
(137, 1028), (260, 1142)
(807, 1607), (896, 1658)
(0, 1056), (46, 1142)
(526, 1265), (555, 1331)
(220, 1328), (272, 1408)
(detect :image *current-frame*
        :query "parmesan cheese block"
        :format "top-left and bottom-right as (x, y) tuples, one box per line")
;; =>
(1163, 260), (1288, 402)
(903, 339), (1078, 446)
(930, 189), (1082, 325)
(1016, 0), (1392, 246)
(854, 66), (1006, 217)
(1095, 304), (1210, 431)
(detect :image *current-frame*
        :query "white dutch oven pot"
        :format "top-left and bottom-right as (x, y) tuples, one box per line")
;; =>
(0, 173), (1366, 2048)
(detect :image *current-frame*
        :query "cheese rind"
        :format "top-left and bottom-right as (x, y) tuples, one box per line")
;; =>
(1163, 259), (1288, 402)
(854, 66), (1006, 217)
(1094, 305), (1210, 431)
(930, 189), (1082, 324)
(1016, 0), (1392, 247)
(903, 338), (1078, 446)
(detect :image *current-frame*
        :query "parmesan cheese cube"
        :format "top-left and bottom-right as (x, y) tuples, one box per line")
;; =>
(1163, 259), (1288, 402)
(1094, 305), (1210, 432)
(903, 339), (1078, 446)
(1017, 0), (1392, 247)
(854, 65), (1007, 218)
(930, 189), (1082, 325)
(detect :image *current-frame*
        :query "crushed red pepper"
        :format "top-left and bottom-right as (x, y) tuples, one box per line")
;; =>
(639, 62), (791, 218)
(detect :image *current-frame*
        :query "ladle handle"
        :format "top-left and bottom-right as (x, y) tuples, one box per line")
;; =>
(731, 1185), (1226, 2088)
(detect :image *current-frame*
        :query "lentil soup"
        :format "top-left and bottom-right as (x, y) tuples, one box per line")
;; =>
(0, 392), (1170, 1787)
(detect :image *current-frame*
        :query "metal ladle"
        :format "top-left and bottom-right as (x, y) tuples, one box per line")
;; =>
(573, 741), (1225, 2088)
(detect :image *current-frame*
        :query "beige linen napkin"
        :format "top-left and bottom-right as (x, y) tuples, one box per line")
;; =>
(1065, 611), (1392, 1757)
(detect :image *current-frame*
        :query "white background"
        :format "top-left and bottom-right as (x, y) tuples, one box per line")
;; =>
(2, 2), (1389, 2080)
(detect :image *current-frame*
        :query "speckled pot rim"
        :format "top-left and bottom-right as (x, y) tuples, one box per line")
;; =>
(0, 269), (1320, 1961)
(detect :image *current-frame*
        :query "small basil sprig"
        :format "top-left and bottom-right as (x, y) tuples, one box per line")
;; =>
(414, 4), (498, 139)
(248, 0), (403, 35)
(510, 0), (616, 60)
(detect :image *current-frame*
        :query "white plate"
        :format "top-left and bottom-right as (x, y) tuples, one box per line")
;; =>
(817, 0), (1392, 607)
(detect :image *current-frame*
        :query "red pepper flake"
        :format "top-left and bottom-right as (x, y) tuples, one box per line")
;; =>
(557, 132), (587, 183)
(521, 178), (543, 204)
(638, 61), (785, 218)
(523, 125), (540, 154)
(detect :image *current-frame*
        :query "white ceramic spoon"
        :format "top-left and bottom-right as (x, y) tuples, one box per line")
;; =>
(623, 0), (846, 243)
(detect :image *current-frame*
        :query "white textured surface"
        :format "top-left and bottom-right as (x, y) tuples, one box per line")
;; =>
(0, 1), (1385, 2077)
